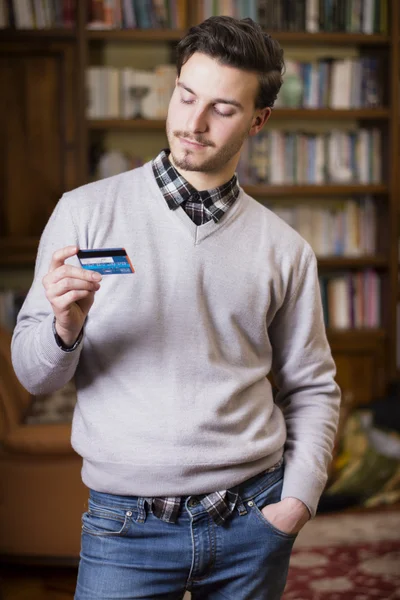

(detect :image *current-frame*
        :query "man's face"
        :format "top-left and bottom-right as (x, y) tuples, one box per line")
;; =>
(166, 52), (260, 174)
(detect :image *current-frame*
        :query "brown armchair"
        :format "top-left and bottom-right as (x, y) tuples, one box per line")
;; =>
(0, 326), (86, 563)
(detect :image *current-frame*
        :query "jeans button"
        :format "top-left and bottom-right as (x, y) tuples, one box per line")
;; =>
(188, 498), (199, 508)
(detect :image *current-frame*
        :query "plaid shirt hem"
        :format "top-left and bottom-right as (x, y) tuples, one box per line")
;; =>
(144, 459), (283, 526)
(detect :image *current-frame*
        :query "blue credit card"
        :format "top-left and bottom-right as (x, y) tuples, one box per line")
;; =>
(77, 248), (134, 275)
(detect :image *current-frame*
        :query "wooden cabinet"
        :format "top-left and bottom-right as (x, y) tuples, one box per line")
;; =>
(330, 331), (387, 406)
(0, 41), (78, 265)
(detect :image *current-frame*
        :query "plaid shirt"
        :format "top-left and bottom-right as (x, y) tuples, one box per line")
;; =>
(146, 150), (279, 526)
(152, 149), (239, 226)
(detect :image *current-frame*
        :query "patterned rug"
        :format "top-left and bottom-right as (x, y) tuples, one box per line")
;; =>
(284, 510), (400, 600)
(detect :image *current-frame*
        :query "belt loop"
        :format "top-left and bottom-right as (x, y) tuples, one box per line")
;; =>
(236, 496), (248, 516)
(136, 497), (147, 523)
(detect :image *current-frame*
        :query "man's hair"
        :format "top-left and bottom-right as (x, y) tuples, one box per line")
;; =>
(176, 16), (284, 110)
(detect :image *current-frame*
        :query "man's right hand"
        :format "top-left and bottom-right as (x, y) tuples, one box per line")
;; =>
(42, 246), (102, 347)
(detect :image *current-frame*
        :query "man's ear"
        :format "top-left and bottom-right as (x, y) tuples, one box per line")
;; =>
(249, 107), (271, 136)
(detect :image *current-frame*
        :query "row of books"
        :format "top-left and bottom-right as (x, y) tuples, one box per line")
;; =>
(277, 57), (382, 109)
(0, 0), (75, 28)
(86, 65), (176, 119)
(268, 197), (376, 257)
(88, 0), (187, 30)
(198, 0), (388, 34)
(237, 129), (382, 185)
(319, 270), (381, 329)
(0, 0), (389, 33)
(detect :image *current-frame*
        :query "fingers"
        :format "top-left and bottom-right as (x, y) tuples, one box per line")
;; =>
(46, 277), (101, 301)
(43, 247), (103, 317)
(43, 263), (102, 289)
(49, 246), (79, 273)
(51, 289), (97, 311)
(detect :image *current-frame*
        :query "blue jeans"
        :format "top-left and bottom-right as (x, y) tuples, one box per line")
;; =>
(75, 465), (296, 600)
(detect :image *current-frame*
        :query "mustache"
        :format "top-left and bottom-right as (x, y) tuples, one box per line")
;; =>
(174, 131), (214, 147)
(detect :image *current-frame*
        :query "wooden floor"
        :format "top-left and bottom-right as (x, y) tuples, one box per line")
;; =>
(0, 566), (77, 600)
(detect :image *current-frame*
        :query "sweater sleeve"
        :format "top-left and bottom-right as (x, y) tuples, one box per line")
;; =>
(11, 194), (84, 395)
(268, 248), (341, 518)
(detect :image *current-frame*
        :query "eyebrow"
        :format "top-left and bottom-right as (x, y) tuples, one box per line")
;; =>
(177, 81), (244, 110)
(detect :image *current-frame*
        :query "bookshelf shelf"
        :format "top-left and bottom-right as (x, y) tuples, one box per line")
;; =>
(88, 109), (390, 130)
(89, 119), (166, 130)
(0, 28), (76, 39)
(327, 328), (386, 339)
(87, 29), (187, 42)
(0, 237), (39, 266)
(318, 257), (388, 269)
(273, 32), (390, 45)
(0, 30), (390, 46)
(243, 184), (388, 197)
(83, 31), (391, 45)
(327, 328), (387, 350)
(272, 108), (390, 120)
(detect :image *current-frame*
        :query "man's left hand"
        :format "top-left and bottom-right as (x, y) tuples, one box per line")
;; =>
(261, 497), (310, 535)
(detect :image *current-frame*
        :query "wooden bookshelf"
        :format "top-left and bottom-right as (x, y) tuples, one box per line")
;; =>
(0, 0), (399, 406)
(89, 119), (167, 130)
(0, 238), (40, 267)
(327, 328), (387, 341)
(87, 28), (186, 41)
(3, 29), (387, 45)
(86, 31), (391, 45)
(272, 32), (391, 45)
(0, 28), (76, 39)
(317, 257), (388, 269)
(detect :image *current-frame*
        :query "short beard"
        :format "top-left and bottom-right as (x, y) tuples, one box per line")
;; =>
(166, 122), (249, 173)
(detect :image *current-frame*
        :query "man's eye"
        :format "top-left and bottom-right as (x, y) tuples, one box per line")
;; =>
(214, 107), (234, 118)
(180, 97), (193, 104)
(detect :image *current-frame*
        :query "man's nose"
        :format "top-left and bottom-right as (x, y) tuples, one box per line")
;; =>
(186, 106), (209, 134)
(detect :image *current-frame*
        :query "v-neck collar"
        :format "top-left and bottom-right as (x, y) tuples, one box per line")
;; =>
(143, 161), (246, 245)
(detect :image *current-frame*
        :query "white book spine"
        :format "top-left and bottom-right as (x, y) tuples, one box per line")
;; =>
(108, 68), (120, 118)
(330, 278), (350, 329)
(306, 0), (319, 32)
(357, 129), (369, 183)
(363, 0), (374, 34)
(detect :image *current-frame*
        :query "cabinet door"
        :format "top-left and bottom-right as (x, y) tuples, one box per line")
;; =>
(0, 42), (78, 264)
(330, 335), (387, 409)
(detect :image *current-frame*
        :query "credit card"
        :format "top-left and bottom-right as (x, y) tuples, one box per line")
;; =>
(77, 248), (135, 275)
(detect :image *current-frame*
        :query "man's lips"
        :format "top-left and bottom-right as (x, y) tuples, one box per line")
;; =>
(179, 137), (208, 148)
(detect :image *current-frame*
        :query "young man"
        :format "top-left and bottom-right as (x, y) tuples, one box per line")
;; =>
(12, 16), (340, 600)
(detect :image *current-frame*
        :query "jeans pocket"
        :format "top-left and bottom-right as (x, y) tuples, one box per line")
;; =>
(250, 477), (298, 540)
(82, 504), (133, 537)
(252, 504), (298, 540)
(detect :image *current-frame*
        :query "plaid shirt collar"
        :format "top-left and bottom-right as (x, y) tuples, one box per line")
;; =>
(152, 149), (239, 223)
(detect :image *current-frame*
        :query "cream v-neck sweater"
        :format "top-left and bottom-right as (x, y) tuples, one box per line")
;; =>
(11, 161), (340, 517)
